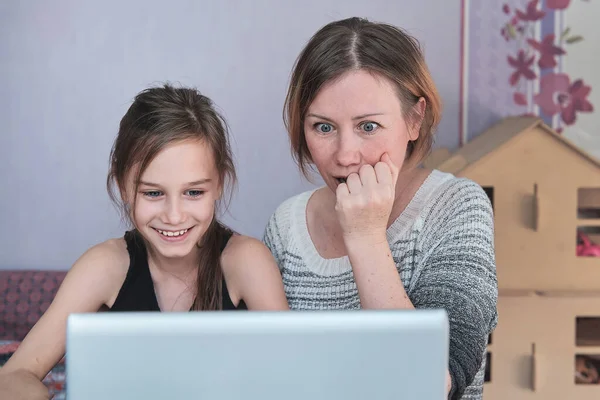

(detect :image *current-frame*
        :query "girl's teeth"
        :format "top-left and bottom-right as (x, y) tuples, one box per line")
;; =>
(157, 229), (188, 237)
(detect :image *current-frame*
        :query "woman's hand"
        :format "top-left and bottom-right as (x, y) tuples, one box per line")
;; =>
(0, 369), (50, 400)
(335, 153), (399, 245)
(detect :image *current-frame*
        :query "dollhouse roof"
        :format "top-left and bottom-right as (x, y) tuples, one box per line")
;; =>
(427, 116), (600, 174)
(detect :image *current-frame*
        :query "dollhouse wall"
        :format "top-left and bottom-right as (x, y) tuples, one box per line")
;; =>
(452, 126), (600, 291)
(484, 294), (600, 400)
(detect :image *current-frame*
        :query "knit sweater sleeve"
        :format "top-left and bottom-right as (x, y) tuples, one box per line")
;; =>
(262, 197), (294, 268)
(410, 179), (498, 400)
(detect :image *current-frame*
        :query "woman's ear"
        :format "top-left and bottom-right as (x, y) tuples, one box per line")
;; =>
(409, 97), (426, 141)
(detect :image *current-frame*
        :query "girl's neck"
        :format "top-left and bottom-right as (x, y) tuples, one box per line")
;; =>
(147, 247), (199, 285)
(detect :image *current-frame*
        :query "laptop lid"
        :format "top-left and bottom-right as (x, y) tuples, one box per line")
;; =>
(66, 310), (448, 400)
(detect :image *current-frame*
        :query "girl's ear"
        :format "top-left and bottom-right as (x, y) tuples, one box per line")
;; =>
(409, 97), (426, 141)
(119, 184), (136, 219)
(119, 185), (131, 207)
(214, 176), (224, 200)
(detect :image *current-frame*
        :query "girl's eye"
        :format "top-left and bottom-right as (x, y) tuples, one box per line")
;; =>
(314, 123), (334, 134)
(143, 190), (162, 198)
(186, 190), (204, 198)
(360, 121), (380, 133)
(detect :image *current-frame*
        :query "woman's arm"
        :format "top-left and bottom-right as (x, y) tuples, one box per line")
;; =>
(222, 235), (289, 310)
(344, 237), (412, 309)
(335, 154), (412, 309)
(344, 178), (497, 399)
(344, 235), (453, 396)
(0, 239), (129, 380)
(409, 181), (497, 399)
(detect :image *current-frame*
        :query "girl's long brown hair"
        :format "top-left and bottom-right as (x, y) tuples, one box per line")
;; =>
(106, 83), (236, 310)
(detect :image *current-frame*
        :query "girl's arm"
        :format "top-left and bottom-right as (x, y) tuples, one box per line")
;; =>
(0, 239), (129, 380)
(221, 235), (289, 310)
(0, 368), (50, 399)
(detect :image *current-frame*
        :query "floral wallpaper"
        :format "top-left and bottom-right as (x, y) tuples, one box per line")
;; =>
(503, 0), (593, 131)
(464, 0), (598, 157)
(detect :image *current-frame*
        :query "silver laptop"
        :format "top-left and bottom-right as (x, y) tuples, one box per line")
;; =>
(66, 310), (448, 400)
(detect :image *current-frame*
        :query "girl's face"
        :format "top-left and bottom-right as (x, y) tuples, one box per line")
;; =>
(126, 139), (221, 260)
(303, 70), (422, 193)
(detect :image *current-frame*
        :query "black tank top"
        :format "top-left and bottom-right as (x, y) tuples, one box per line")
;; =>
(110, 230), (247, 311)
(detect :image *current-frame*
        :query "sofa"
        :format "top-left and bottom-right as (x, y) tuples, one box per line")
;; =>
(0, 269), (68, 399)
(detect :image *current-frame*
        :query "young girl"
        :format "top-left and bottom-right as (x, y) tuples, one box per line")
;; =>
(0, 84), (289, 397)
(263, 17), (498, 400)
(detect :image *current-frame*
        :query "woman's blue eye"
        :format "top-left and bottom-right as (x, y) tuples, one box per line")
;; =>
(361, 122), (379, 133)
(315, 123), (333, 133)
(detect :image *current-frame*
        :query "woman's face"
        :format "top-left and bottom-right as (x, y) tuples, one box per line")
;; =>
(303, 69), (421, 193)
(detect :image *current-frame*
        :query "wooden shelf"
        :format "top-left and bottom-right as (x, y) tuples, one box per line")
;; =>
(499, 289), (600, 298)
(577, 219), (600, 227)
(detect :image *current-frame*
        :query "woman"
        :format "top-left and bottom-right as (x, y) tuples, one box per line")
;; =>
(263, 17), (497, 400)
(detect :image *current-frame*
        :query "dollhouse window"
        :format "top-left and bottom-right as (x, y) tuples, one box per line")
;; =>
(575, 317), (600, 385)
(576, 226), (600, 257)
(577, 189), (600, 254)
(578, 188), (600, 219)
(575, 318), (600, 385)
(482, 186), (494, 210)
(484, 333), (493, 383)
(576, 317), (600, 346)
(575, 354), (600, 384)
(484, 352), (492, 382)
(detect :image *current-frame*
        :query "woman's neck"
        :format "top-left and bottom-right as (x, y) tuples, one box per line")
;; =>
(389, 167), (431, 224)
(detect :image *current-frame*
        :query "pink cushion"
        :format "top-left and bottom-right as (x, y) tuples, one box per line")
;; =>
(0, 270), (67, 341)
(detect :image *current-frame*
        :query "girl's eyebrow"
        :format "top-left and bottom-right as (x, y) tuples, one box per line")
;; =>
(185, 179), (212, 186)
(138, 178), (212, 187)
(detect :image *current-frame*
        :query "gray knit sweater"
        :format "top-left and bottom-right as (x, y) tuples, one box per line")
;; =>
(263, 169), (498, 399)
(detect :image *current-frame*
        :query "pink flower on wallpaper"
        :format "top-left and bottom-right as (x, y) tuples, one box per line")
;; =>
(499, 1), (594, 130)
(527, 34), (566, 69)
(508, 50), (536, 86)
(534, 73), (594, 125)
(546, 0), (571, 10)
(514, 93), (528, 106)
(516, 0), (546, 21)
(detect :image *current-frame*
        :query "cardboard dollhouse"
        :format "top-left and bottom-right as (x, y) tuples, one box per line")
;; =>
(424, 116), (600, 399)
